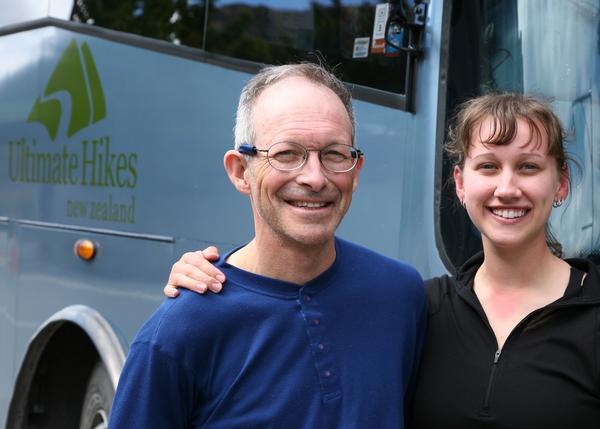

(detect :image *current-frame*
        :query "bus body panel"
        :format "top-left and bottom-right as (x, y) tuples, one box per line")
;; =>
(1, 26), (255, 244)
(0, 220), (14, 425)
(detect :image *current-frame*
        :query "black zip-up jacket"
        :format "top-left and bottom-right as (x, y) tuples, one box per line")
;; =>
(410, 252), (600, 428)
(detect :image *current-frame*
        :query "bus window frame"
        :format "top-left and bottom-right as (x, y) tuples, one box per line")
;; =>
(0, 17), (419, 111)
(433, 0), (461, 274)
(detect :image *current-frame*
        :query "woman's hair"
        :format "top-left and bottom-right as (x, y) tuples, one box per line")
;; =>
(446, 93), (570, 256)
(446, 93), (567, 172)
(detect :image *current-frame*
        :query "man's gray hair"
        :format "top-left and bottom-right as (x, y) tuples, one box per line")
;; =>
(234, 63), (355, 149)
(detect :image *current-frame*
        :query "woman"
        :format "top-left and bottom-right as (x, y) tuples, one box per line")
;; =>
(163, 94), (600, 427)
(409, 94), (600, 428)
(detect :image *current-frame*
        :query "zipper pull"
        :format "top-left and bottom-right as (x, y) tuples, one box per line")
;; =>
(493, 349), (502, 364)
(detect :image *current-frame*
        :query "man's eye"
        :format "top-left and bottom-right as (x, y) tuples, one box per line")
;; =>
(478, 163), (496, 170)
(273, 150), (303, 161)
(322, 150), (348, 162)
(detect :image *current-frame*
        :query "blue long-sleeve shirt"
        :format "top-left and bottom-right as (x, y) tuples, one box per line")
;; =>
(109, 237), (427, 428)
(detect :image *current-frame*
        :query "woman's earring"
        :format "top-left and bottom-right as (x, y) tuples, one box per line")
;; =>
(552, 199), (564, 208)
(461, 198), (466, 208)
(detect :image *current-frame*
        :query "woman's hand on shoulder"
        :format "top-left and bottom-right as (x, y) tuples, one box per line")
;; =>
(163, 247), (225, 297)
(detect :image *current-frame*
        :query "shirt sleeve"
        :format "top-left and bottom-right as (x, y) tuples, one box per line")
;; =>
(109, 341), (196, 429)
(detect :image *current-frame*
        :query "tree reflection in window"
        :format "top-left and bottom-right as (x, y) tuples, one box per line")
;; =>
(70, 0), (416, 95)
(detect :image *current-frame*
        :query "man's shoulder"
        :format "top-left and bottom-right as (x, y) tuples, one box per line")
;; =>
(133, 289), (241, 357)
(336, 237), (421, 279)
(335, 237), (424, 299)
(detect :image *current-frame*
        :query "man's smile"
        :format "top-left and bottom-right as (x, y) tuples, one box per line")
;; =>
(287, 200), (331, 209)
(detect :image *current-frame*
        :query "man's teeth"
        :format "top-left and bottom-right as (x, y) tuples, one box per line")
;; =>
(492, 209), (526, 219)
(292, 201), (327, 208)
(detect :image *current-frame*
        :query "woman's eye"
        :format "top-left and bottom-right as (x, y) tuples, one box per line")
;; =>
(477, 163), (496, 170)
(521, 163), (539, 171)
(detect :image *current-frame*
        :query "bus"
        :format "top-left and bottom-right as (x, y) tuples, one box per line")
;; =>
(0, 0), (598, 427)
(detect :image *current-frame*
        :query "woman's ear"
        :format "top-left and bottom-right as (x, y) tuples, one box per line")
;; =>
(556, 163), (569, 202)
(453, 165), (465, 204)
(224, 150), (251, 195)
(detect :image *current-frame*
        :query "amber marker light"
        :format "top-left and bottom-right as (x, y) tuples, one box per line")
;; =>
(74, 239), (96, 261)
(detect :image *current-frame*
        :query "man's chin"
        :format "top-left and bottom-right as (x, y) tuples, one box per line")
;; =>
(283, 228), (336, 249)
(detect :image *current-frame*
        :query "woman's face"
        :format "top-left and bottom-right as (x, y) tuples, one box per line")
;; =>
(454, 116), (568, 252)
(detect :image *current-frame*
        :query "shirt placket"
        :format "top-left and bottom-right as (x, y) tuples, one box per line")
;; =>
(298, 288), (342, 403)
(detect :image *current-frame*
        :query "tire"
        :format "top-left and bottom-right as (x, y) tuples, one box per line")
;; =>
(79, 362), (114, 429)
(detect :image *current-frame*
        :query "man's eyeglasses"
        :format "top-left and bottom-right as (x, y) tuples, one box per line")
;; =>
(238, 141), (363, 173)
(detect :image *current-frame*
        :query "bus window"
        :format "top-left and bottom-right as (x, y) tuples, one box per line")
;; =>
(70, 0), (208, 47)
(70, 0), (427, 109)
(205, 0), (410, 95)
(439, 0), (600, 269)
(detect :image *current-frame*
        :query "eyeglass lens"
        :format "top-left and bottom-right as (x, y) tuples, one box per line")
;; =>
(267, 142), (358, 172)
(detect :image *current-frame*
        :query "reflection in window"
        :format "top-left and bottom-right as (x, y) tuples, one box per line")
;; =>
(516, 1), (599, 260)
(70, 0), (422, 95)
(71, 0), (207, 47)
(205, 0), (411, 94)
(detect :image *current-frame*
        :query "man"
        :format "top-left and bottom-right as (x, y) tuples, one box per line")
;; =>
(110, 63), (426, 428)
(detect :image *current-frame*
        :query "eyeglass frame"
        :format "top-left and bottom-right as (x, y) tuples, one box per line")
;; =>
(237, 142), (364, 173)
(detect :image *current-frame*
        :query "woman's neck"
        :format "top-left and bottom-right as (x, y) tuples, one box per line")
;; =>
(477, 238), (567, 291)
(474, 238), (572, 349)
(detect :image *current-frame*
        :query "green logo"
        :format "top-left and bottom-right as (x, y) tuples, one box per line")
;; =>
(27, 39), (106, 141)
(7, 38), (138, 224)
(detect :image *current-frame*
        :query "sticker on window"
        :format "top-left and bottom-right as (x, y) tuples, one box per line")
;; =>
(352, 37), (370, 59)
(371, 3), (390, 54)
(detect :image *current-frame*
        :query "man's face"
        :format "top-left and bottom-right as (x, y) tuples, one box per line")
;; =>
(244, 76), (361, 249)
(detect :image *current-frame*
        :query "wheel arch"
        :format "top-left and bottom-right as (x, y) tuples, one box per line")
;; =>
(7, 305), (127, 428)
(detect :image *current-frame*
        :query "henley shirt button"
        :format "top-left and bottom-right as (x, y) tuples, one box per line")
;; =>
(313, 319), (320, 325)
(324, 370), (331, 377)
(303, 295), (311, 302)
(318, 343), (325, 350)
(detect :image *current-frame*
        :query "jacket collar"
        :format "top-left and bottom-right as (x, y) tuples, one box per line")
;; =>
(455, 252), (600, 304)
(564, 257), (600, 302)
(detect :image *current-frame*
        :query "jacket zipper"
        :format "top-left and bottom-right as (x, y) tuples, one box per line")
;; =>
(478, 304), (577, 413)
(482, 349), (502, 411)
(479, 305), (570, 414)
(456, 264), (598, 416)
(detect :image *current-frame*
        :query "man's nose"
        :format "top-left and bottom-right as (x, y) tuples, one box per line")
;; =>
(295, 152), (328, 191)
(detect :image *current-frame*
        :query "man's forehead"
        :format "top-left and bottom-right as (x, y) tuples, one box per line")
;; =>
(256, 76), (334, 104)
(253, 78), (349, 122)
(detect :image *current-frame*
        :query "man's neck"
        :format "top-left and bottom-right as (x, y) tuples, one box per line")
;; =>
(226, 236), (337, 285)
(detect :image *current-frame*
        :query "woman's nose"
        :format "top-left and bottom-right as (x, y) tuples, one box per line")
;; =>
(494, 170), (522, 199)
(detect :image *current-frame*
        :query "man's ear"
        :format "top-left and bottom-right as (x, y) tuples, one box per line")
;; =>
(453, 165), (465, 203)
(224, 150), (251, 195)
(351, 155), (364, 192)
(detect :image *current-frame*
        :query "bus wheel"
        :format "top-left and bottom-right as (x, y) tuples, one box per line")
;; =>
(79, 361), (114, 429)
